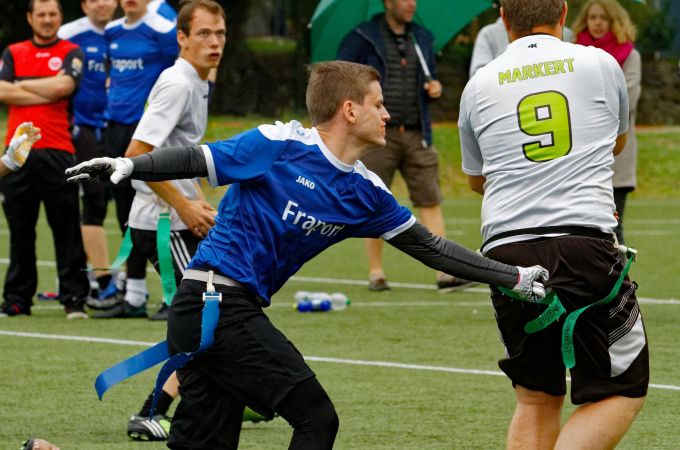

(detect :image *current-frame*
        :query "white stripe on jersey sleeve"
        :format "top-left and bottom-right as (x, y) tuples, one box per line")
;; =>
(201, 144), (219, 187)
(59, 17), (100, 40)
(381, 215), (417, 241)
(353, 161), (392, 194)
(144, 11), (176, 33)
(105, 17), (125, 31)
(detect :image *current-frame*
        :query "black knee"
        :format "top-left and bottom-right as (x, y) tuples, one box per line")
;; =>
(278, 377), (339, 449)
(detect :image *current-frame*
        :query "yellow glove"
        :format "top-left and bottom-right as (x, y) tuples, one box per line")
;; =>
(2, 122), (41, 171)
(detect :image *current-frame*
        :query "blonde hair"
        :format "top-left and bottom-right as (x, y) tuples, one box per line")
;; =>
(572, 0), (637, 43)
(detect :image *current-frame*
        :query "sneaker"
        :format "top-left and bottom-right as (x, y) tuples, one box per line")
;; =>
(86, 279), (122, 310)
(0, 302), (31, 317)
(127, 414), (171, 441)
(92, 301), (147, 319)
(368, 274), (391, 292)
(148, 303), (169, 321)
(243, 407), (274, 423)
(436, 276), (478, 293)
(37, 292), (59, 301)
(64, 300), (88, 320)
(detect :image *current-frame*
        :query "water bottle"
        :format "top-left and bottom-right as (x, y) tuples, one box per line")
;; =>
(294, 291), (350, 312)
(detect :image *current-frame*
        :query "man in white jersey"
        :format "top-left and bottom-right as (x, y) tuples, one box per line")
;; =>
(469, 0), (573, 78)
(67, 60), (549, 449)
(459, 1), (648, 449)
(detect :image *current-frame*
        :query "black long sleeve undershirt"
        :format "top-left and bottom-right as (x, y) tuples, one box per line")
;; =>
(387, 222), (518, 288)
(128, 150), (518, 287)
(129, 145), (208, 181)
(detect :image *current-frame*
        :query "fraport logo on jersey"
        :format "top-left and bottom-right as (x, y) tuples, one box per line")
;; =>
(111, 57), (145, 72)
(281, 200), (345, 238)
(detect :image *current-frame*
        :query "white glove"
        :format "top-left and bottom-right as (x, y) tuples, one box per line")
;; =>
(1, 122), (41, 171)
(513, 265), (549, 302)
(65, 157), (133, 184)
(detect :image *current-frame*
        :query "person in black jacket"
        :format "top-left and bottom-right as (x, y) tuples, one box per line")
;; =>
(338, 0), (474, 293)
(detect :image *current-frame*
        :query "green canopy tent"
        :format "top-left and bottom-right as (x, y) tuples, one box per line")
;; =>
(310, 0), (493, 62)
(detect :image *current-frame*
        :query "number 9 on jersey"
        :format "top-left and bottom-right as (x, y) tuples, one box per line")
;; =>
(517, 90), (572, 162)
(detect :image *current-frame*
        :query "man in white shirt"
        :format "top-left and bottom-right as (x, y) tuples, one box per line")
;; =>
(469, 1), (573, 77)
(93, 0), (225, 441)
(459, 0), (648, 449)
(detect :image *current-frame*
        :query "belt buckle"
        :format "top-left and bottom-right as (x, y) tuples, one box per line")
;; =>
(203, 270), (222, 303)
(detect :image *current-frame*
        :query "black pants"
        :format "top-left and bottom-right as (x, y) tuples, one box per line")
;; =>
(103, 121), (147, 285)
(73, 125), (108, 226)
(613, 187), (633, 245)
(167, 281), (338, 449)
(102, 121), (137, 232)
(0, 149), (89, 307)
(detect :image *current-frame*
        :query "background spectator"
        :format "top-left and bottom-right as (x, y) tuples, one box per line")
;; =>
(338, 0), (473, 293)
(58, 0), (118, 303)
(0, 0), (90, 319)
(100, 0), (178, 314)
(573, 0), (641, 245)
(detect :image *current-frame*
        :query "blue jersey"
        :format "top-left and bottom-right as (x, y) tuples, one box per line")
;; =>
(149, 0), (177, 21)
(105, 12), (177, 124)
(58, 17), (108, 128)
(190, 121), (415, 303)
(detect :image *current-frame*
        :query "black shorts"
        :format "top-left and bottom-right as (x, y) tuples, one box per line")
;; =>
(487, 235), (649, 404)
(73, 125), (108, 226)
(167, 279), (315, 418)
(127, 228), (201, 281)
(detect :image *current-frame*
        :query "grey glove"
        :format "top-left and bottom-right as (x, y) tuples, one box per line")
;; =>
(513, 265), (549, 302)
(65, 157), (133, 184)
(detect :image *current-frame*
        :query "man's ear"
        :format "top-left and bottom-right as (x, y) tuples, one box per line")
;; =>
(177, 30), (188, 51)
(342, 100), (357, 124)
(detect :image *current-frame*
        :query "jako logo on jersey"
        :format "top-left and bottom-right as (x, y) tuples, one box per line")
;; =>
(111, 57), (145, 72)
(48, 56), (63, 71)
(295, 176), (315, 189)
(281, 200), (345, 237)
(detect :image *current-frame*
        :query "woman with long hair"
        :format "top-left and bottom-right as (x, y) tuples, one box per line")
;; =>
(572, 0), (641, 245)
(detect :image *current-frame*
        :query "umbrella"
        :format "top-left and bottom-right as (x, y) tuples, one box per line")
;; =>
(310, 0), (493, 62)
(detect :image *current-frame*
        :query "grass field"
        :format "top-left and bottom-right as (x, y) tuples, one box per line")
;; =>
(0, 118), (679, 449)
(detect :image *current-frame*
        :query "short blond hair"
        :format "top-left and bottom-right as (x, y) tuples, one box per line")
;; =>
(306, 61), (380, 126)
(572, 0), (637, 43)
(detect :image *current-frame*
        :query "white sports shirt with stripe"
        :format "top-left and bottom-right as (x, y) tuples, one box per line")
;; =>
(129, 57), (209, 230)
(459, 34), (629, 252)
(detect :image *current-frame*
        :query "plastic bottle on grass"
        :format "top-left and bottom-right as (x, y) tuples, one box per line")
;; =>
(294, 291), (350, 312)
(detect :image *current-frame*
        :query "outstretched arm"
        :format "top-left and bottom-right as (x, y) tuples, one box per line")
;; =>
(386, 221), (548, 300)
(65, 145), (208, 184)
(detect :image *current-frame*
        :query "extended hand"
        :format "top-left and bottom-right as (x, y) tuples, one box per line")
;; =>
(513, 265), (549, 302)
(1, 122), (41, 171)
(65, 157), (133, 184)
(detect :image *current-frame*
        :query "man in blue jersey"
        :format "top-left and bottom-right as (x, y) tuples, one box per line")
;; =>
(67, 61), (549, 449)
(58, 0), (118, 304)
(100, 0), (178, 314)
(149, 0), (177, 21)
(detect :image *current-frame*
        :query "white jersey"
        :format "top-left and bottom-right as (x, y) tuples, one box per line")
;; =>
(459, 35), (629, 252)
(129, 57), (210, 231)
